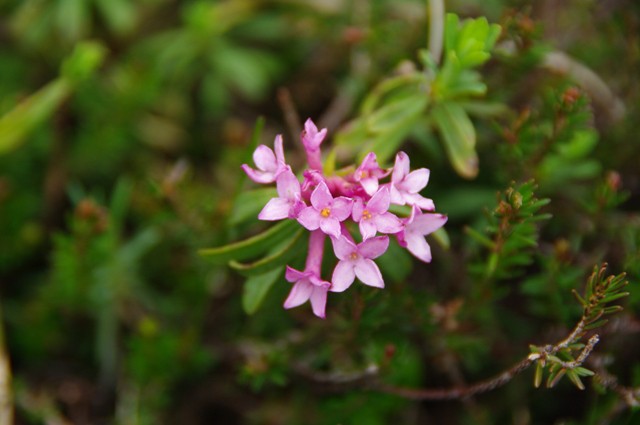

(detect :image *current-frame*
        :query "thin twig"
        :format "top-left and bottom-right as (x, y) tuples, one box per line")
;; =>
(376, 355), (534, 400)
(428, 0), (445, 65)
(375, 318), (593, 401)
(590, 355), (640, 408)
(0, 300), (12, 425)
(277, 87), (302, 145)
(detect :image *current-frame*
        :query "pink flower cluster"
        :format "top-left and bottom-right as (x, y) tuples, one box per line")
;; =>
(242, 119), (447, 318)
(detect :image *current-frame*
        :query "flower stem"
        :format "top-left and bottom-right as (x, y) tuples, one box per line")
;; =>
(305, 230), (326, 274)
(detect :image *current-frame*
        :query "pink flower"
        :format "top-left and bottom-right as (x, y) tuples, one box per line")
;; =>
(397, 206), (447, 263)
(301, 119), (327, 171)
(352, 187), (402, 240)
(354, 152), (390, 195)
(389, 151), (435, 211)
(301, 118), (327, 152)
(283, 230), (331, 318)
(241, 135), (287, 184)
(284, 266), (331, 318)
(330, 235), (389, 292)
(258, 168), (305, 220)
(297, 182), (352, 238)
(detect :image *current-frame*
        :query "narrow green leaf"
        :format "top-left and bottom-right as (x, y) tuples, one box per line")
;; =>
(584, 319), (608, 330)
(486, 24), (502, 50)
(546, 368), (566, 388)
(600, 292), (630, 304)
(602, 305), (624, 315)
(432, 227), (450, 250)
(242, 267), (283, 315)
(361, 74), (425, 115)
(366, 94), (428, 134)
(444, 13), (460, 54)
(229, 229), (304, 276)
(432, 102), (478, 179)
(228, 188), (278, 225)
(534, 362), (544, 388)
(367, 128), (409, 165)
(464, 226), (496, 249)
(574, 367), (595, 377)
(566, 369), (585, 390)
(199, 220), (299, 263)
(0, 79), (71, 155)
(571, 289), (588, 307)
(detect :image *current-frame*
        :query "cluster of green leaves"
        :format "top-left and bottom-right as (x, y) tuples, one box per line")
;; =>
(335, 13), (501, 177)
(467, 180), (551, 280)
(530, 264), (629, 391)
(497, 86), (601, 194)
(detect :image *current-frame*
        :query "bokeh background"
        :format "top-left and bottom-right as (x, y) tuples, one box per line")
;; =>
(0, 0), (639, 424)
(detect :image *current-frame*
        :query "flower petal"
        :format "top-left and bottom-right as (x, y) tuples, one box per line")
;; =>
(309, 286), (328, 318)
(302, 118), (327, 150)
(367, 187), (391, 214)
(374, 212), (403, 234)
(258, 198), (291, 221)
(284, 280), (313, 309)
(319, 217), (341, 238)
(405, 232), (432, 263)
(404, 193), (435, 211)
(285, 266), (307, 282)
(310, 181), (332, 209)
(351, 198), (364, 221)
(297, 207), (321, 231)
(354, 258), (384, 288)
(273, 134), (285, 164)
(331, 235), (356, 261)
(330, 261), (356, 292)
(276, 168), (301, 200)
(389, 183), (405, 205)
(331, 197), (353, 221)
(359, 219), (377, 240)
(402, 168), (430, 193)
(358, 236), (389, 259)
(410, 213), (448, 235)
(253, 145), (277, 172)
(392, 151), (410, 183)
(360, 177), (379, 196)
(241, 164), (275, 184)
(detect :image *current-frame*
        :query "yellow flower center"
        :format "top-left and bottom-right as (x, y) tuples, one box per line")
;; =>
(349, 252), (359, 260)
(320, 207), (331, 218)
(362, 210), (372, 220)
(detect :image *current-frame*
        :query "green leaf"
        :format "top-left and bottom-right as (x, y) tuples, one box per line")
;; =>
(366, 94), (428, 134)
(377, 240), (413, 283)
(534, 362), (544, 388)
(556, 130), (598, 159)
(432, 101), (478, 178)
(228, 188), (278, 225)
(584, 319), (608, 330)
(199, 220), (299, 263)
(61, 41), (108, 83)
(57, 0), (88, 42)
(0, 79), (71, 155)
(574, 367), (595, 377)
(242, 267), (283, 315)
(229, 229), (304, 276)
(94, 0), (136, 35)
(566, 369), (585, 390)
(600, 292), (630, 304)
(444, 14), (460, 54)
(432, 227), (451, 250)
(546, 367), (566, 388)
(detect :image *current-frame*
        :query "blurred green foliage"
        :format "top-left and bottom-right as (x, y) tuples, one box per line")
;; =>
(0, 0), (639, 424)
